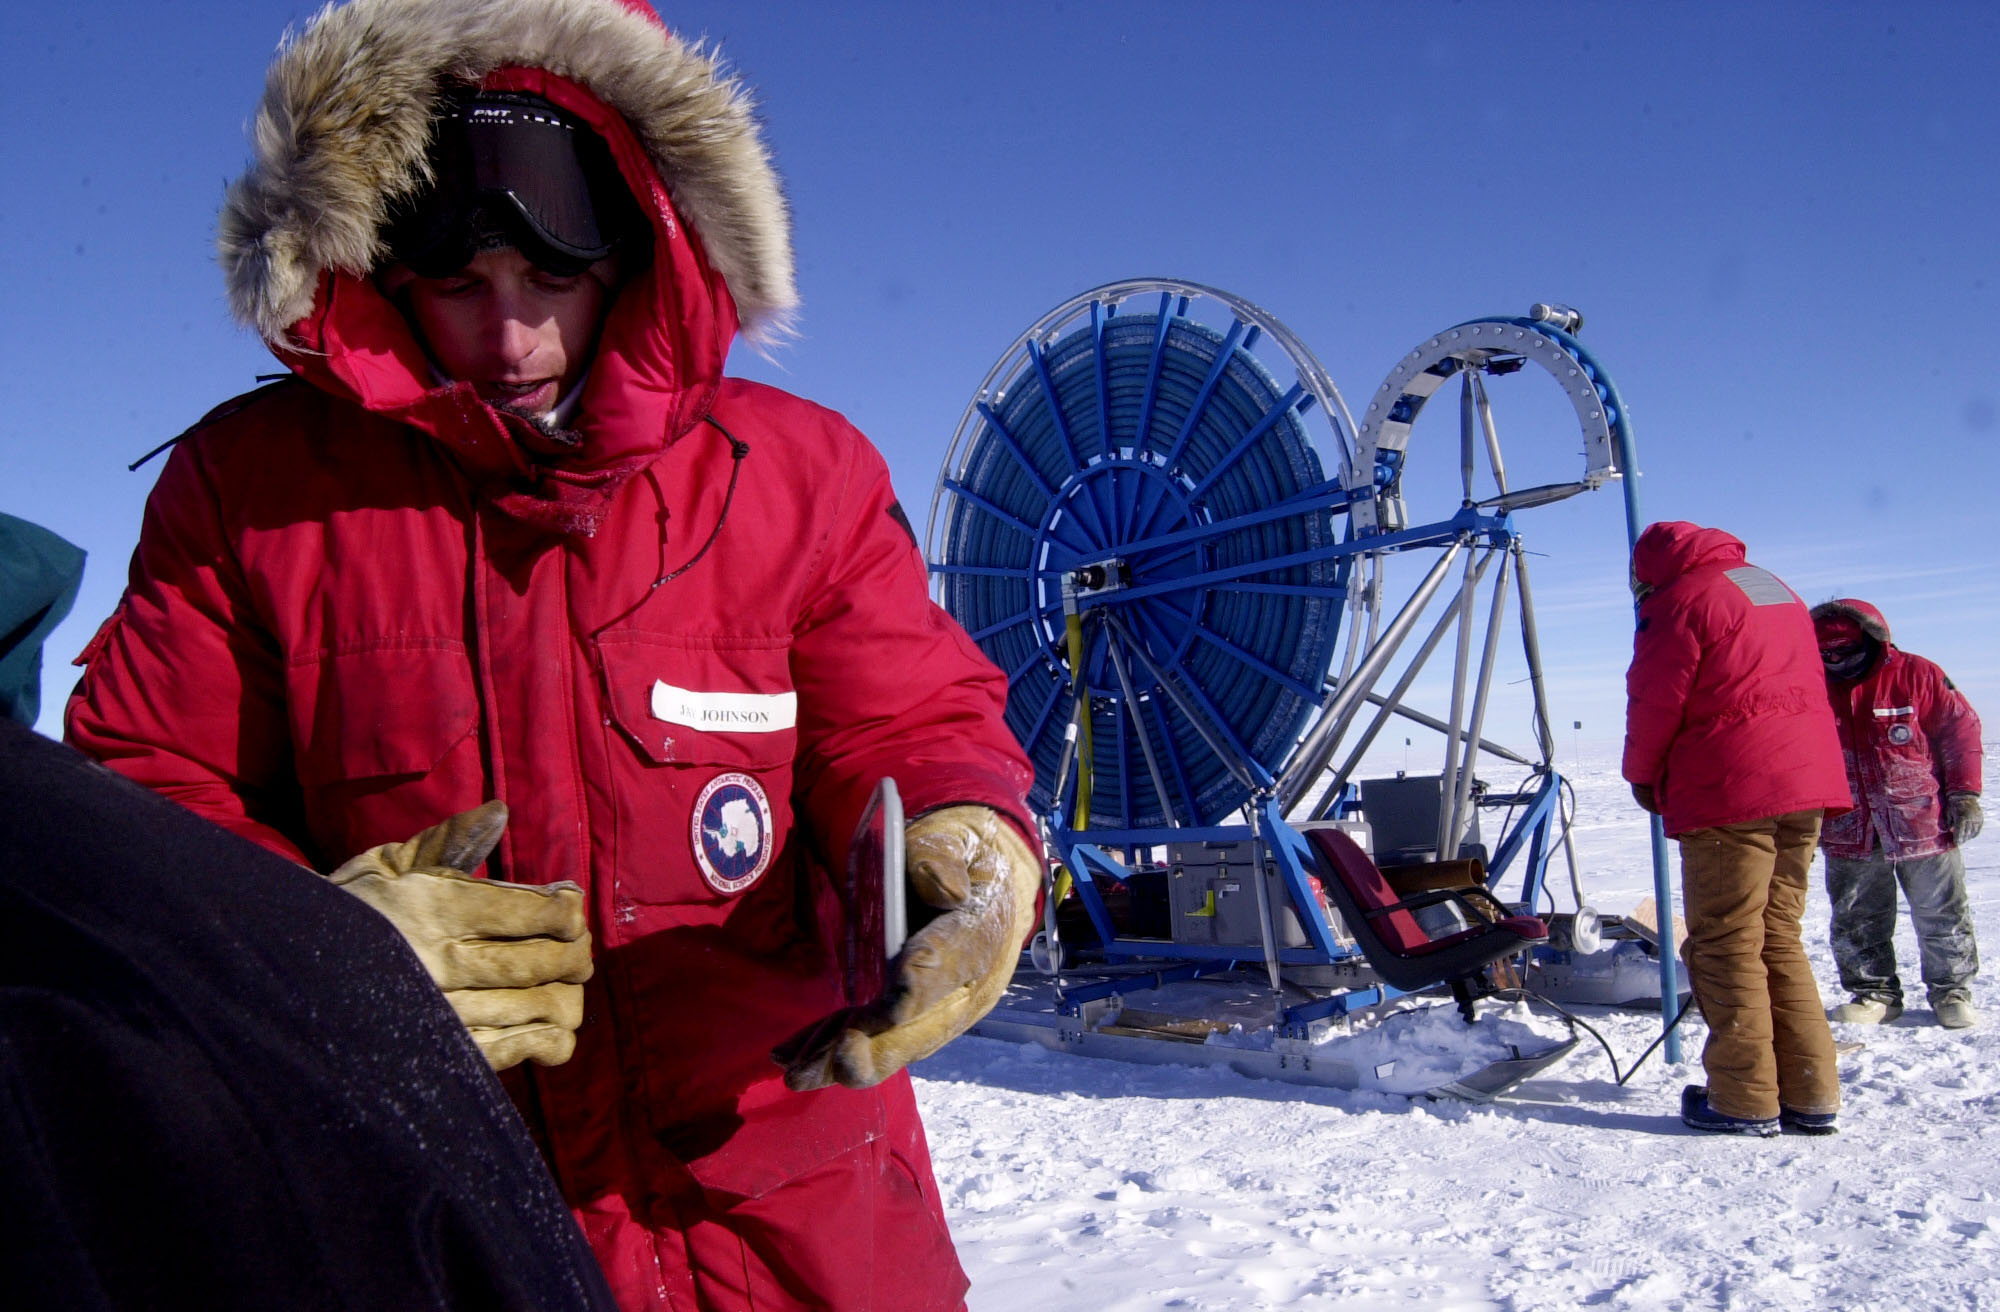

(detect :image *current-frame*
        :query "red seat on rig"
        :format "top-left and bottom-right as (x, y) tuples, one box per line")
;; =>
(1303, 826), (1548, 1020)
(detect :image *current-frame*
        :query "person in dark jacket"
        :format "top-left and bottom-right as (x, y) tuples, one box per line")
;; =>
(1812, 599), (1984, 1029)
(1623, 521), (1853, 1136)
(63, 2), (1039, 1305)
(0, 511), (617, 1311)
(0, 512), (83, 728)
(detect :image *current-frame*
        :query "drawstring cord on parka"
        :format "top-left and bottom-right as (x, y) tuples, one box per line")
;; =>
(595, 412), (749, 634)
(650, 414), (749, 589)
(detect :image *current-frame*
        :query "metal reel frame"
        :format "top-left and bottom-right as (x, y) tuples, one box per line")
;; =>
(926, 279), (1377, 832)
(928, 287), (1625, 1030)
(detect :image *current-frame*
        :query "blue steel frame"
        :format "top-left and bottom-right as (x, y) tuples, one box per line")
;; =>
(1048, 776), (1566, 1034)
(931, 287), (1599, 1039)
(1025, 504), (1520, 827)
(1046, 799), (1402, 1034)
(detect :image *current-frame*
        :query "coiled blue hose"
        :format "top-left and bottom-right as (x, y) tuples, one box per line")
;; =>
(937, 302), (1346, 828)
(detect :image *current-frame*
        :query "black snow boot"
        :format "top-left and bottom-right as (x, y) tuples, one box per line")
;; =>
(1680, 1085), (1779, 1137)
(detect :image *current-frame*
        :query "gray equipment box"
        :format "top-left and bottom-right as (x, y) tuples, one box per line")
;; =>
(1165, 837), (1357, 950)
(1359, 774), (1483, 867)
(1165, 839), (1261, 947)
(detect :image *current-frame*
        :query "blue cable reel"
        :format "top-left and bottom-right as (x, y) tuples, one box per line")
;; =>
(926, 279), (1370, 832)
(928, 280), (1386, 1017)
(928, 286), (1629, 1024)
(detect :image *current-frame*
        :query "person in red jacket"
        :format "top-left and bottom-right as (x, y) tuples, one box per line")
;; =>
(1811, 599), (1984, 1030)
(1623, 521), (1853, 1136)
(63, 2), (1038, 1308)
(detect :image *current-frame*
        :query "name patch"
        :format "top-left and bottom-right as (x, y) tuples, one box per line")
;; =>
(651, 680), (797, 733)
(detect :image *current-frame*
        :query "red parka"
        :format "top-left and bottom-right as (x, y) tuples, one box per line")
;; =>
(1813, 599), (1983, 860)
(1621, 522), (1850, 836)
(65, 2), (1031, 1307)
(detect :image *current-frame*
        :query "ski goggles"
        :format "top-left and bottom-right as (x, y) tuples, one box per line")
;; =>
(384, 91), (644, 278)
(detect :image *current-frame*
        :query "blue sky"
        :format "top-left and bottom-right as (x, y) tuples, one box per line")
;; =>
(5, 1), (1995, 763)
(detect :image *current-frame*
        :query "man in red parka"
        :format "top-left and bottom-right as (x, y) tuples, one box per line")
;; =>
(1622, 521), (1852, 1136)
(1811, 599), (1983, 1030)
(64, 1), (1039, 1307)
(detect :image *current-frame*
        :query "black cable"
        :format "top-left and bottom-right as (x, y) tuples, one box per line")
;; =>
(129, 377), (299, 470)
(128, 434), (187, 472)
(1486, 764), (1577, 919)
(1611, 993), (1698, 1086)
(1490, 985), (1696, 1086)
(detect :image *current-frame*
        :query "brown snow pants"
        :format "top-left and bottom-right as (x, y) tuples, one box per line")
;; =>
(1678, 809), (1841, 1120)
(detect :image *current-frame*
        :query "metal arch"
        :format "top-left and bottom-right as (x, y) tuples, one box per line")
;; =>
(1349, 317), (1631, 535)
(925, 278), (1365, 566)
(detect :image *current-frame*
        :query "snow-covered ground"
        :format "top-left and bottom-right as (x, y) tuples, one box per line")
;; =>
(912, 744), (2000, 1311)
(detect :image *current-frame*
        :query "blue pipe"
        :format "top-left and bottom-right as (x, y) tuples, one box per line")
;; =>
(1610, 413), (1683, 1064)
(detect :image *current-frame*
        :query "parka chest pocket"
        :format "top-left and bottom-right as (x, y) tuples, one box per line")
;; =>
(595, 631), (800, 909)
(595, 631), (798, 769)
(286, 640), (478, 786)
(1870, 705), (1921, 754)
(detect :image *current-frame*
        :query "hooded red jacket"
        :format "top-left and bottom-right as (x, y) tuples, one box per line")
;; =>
(1812, 599), (1983, 860)
(1621, 522), (1850, 836)
(65, 2), (1029, 1307)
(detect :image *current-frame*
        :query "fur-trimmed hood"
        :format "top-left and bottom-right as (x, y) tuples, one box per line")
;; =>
(219, 0), (795, 347)
(1811, 598), (1892, 645)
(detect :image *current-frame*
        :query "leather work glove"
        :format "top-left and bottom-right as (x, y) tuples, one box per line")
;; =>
(1948, 792), (1984, 847)
(1630, 782), (1659, 815)
(328, 801), (593, 1071)
(782, 805), (1041, 1091)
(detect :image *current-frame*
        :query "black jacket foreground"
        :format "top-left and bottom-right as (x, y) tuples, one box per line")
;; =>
(0, 719), (615, 1311)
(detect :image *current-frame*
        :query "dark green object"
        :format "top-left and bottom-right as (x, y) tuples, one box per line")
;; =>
(0, 512), (86, 726)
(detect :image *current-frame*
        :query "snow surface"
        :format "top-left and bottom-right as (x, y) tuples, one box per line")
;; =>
(911, 743), (2000, 1311)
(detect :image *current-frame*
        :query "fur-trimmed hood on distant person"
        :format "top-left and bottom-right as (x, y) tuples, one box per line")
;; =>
(1810, 598), (1893, 648)
(218, 0), (796, 349)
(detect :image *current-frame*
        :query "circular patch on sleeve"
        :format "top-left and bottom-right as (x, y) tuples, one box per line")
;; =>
(692, 772), (775, 895)
(1887, 723), (1914, 745)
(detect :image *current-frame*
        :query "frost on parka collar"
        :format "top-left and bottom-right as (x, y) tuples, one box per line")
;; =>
(1631, 520), (1746, 593)
(215, 0), (797, 515)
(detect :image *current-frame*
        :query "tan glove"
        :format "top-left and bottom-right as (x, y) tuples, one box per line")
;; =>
(783, 805), (1040, 1091)
(328, 801), (593, 1070)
